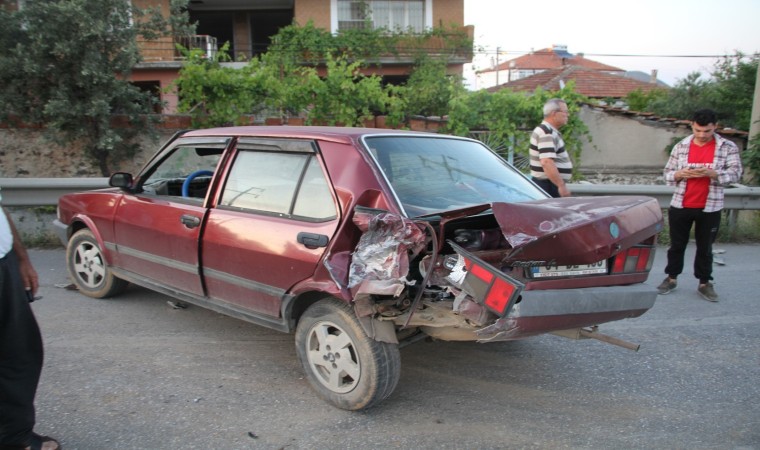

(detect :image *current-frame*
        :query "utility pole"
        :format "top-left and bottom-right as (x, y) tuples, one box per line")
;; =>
(750, 63), (760, 147)
(495, 46), (500, 86)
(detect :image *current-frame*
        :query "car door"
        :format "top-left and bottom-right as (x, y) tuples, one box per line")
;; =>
(110, 137), (230, 296)
(201, 138), (340, 317)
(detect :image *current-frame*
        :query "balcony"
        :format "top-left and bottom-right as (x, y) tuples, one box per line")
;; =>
(135, 24), (473, 70)
(136, 34), (218, 64)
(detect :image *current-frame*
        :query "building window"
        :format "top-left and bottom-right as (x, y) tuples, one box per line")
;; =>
(337, 1), (424, 33)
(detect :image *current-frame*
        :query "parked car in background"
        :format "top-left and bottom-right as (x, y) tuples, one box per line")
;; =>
(55, 126), (664, 410)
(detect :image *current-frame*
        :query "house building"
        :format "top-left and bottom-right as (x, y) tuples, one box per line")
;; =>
(487, 65), (665, 101)
(475, 45), (624, 89)
(130, 0), (473, 113)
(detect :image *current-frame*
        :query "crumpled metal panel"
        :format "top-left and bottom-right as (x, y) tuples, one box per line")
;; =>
(348, 211), (427, 299)
(491, 196), (663, 264)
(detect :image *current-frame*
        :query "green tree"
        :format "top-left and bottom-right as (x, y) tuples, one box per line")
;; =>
(633, 52), (759, 183)
(446, 83), (590, 177)
(625, 87), (669, 112)
(306, 55), (388, 126)
(0, 0), (192, 175)
(393, 56), (465, 119)
(174, 43), (323, 127)
(640, 52), (758, 131)
(175, 44), (265, 127)
(710, 52), (758, 131)
(647, 72), (720, 122)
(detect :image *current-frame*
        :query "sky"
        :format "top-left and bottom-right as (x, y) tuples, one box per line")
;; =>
(462, 0), (760, 89)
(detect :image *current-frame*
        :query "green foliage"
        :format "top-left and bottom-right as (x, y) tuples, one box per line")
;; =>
(175, 22), (471, 128)
(647, 72), (720, 121)
(0, 0), (189, 175)
(709, 53), (758, 131)
(635, 52), (758, 131)
(742, 135), (760, 184)
(174, 44), (269, 127)
(633, 52), (759, 184)
(446, 82), (591, 178)
(625, 88), (669, 112)
(306, 55), (387, 126)
(266, 20), (472, 65)
(267, 21), (335, 65)
(392, 56), (465, 119)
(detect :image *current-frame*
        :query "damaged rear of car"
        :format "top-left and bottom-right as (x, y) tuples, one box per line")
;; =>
(314, 133), (663, 408)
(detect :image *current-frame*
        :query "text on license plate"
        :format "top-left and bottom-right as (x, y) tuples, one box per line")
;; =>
(530, 260), (607, 278)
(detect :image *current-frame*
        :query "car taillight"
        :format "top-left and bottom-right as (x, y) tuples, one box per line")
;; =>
(611, 246), (655, 274)
(447, 242), (524, 317)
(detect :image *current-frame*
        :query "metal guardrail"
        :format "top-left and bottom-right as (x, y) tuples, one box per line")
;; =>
(1, 178), (759, 210)
(570, 182), (760, 210)
(0, 178), (109, 206)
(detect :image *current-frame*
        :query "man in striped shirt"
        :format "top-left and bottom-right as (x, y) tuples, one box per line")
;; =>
(657, 109), (743, 302)
(529, 98), (573, 198)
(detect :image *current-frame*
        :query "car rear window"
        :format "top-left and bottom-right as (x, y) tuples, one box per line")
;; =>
(364, 136), (545, 216)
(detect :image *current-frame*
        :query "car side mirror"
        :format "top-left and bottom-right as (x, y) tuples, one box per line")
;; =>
(109, 172), (133, 190)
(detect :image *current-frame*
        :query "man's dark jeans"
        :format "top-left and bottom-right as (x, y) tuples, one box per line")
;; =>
(665, 206), (721, 283)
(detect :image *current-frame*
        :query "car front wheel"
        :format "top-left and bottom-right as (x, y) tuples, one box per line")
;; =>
(66, 229), (128, 298)
(295, 298), (401, 410)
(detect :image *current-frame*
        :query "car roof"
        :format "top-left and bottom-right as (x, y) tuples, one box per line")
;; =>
(180, 126), (438, 144)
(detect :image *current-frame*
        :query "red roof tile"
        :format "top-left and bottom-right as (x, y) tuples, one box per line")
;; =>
(478, 47), (623, 73)
(487, 66), (665, 98)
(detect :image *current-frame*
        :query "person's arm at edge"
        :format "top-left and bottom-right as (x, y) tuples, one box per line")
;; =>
(714, 140), (743, 185)
(539, 158), (571, 197)
(663, 142), (683, 185)
(3, 207), (39, 295)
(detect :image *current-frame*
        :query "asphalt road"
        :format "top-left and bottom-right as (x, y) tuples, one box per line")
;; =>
(25, 244), (760, 449)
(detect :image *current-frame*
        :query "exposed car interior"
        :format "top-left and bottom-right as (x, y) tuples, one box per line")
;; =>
(141, 146), (223, 199)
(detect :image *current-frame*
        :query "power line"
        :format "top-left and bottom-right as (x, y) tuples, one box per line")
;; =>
(473, 48), (756, 59)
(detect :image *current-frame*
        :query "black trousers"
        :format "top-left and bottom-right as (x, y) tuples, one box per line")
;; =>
(0, 250), (43, 448)
(531, 177), (561, 198)
(665, 207), (721, 283)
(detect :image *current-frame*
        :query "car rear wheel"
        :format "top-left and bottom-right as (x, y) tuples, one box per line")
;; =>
(66, 229), (128, 298)
(295, 298), (401, 410)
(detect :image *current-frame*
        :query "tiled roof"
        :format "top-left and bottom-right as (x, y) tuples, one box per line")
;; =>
(478, 47), (623, 73)
(487, 66), (665, 98)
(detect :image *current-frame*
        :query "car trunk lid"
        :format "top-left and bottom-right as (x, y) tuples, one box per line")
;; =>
(491, 196), (663, 266)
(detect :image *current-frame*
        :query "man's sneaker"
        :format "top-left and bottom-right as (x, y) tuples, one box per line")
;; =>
(698, 282), (719, 302)
(657, 277), (677, 295)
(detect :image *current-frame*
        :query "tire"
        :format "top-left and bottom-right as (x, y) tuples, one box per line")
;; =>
(295, 298), (401, 410)
(66, 229), (128, 299)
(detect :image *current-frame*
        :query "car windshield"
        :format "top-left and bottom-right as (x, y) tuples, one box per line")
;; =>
(364, 135), (546, 217)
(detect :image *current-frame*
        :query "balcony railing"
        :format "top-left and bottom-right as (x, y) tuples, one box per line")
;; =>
(137, 34), (218, 62)
(136, 25), (472, 64)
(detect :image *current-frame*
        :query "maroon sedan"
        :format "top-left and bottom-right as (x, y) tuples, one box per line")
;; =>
(55, 126), (663, 410)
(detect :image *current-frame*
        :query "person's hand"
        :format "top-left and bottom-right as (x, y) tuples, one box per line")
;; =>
(558, 184), (571, 197)
(678, 168), (717, 181)
(698, 167), (718, 180)
(18, 258), (39, 296)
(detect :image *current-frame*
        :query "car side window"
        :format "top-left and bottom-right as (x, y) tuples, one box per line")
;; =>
(141, 145), (223, 198)
(221, 151), (336, 221)
(292, 157), (337, 219)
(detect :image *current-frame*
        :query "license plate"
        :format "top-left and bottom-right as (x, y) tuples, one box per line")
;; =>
(530, 260), (607, 278)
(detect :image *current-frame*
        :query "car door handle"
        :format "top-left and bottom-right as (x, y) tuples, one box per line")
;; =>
(297, 232), (328, 249)
(180, 214), (201, 228)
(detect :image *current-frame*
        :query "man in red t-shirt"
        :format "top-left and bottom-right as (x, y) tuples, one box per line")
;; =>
(657, 109), (743, 302)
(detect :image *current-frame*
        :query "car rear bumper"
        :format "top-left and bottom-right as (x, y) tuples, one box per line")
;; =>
(514, 283), (657, 317)
(475, 283), (657, 341)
